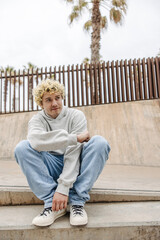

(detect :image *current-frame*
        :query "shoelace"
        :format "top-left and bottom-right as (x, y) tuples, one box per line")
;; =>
(72, 205), (84, 216)
(40, 207), (52, 216)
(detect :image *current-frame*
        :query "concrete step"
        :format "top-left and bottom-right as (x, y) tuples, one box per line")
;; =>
(0, 202), (160, 240)
(1, 186), (160, 206)
(1, 161), (160, 205)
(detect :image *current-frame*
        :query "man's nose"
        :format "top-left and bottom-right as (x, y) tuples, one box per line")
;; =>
(52, 100), (57, 106)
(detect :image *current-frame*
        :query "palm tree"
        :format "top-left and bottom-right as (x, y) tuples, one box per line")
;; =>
(0, 66), (15, 112)
(65, 0), (127, 64)
(23, 62), (38, 110)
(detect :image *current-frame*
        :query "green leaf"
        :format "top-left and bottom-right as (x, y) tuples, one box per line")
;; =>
(69, 11), (80, 23)
(84, 20), (92, 31)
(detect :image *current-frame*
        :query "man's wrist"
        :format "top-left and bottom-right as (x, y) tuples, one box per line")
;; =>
(56, 183), (70, 196)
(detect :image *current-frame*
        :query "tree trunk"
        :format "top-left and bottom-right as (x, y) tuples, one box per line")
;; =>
(91, 0), (101, 64)
(91, 0), (101, 103)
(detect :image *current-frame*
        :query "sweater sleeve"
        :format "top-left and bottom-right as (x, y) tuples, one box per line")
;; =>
(27, 115), (77, 152)
(56, 110), (87, 196)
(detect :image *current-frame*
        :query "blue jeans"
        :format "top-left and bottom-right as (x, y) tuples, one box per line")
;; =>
(14, 135), (110, 208)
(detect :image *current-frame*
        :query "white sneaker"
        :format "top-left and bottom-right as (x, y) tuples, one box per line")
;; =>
(32, 207), (67, 227)
(70, 205), (88, 226)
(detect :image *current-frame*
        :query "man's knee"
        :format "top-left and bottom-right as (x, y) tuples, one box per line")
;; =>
(90, 135), (111, 154)
(14, 140), (30, 158)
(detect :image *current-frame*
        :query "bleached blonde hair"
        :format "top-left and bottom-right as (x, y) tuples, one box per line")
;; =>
(32, 78), (65, 106)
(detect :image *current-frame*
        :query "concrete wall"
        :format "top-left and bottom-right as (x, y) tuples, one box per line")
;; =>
(0, 100), (160, 166)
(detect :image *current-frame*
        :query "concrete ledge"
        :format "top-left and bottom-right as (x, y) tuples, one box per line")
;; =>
(1, 187), (160, 206)
(0, 202), (160, 240)
(1, 161), (160, 205)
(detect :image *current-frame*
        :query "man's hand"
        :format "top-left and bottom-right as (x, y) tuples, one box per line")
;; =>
(77, 130), (90, 143)
(52, 192), (68, 211)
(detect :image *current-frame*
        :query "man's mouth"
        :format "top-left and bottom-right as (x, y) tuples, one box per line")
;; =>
(52, 108), (59, 110)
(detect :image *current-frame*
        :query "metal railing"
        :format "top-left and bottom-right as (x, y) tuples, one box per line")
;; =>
(0, 57), (160, 114)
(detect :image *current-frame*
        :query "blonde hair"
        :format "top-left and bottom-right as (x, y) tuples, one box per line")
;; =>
(32, 79), (65, 106)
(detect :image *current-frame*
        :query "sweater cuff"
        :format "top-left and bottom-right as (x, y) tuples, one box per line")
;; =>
(68, 134), (77, 146)
(55, 183), (70, 196)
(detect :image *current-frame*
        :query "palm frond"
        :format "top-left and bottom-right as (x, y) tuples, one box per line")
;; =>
(83, 57), (90, 64)
(69, 11), (80, 24)
(110, 7), (123, 24)
(111, 0), (127, 14)
(78, 0), (88, 13)
(84, 19), (92, 31)
(100, 16), (108, 29)
(66, 0), (74, 3)
(73, 5), (80, 11)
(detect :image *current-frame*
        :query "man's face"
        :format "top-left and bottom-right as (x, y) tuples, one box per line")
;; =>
(41, 92), (63, 119)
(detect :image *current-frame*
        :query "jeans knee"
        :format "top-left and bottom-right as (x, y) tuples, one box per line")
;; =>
(91, 135), (111, 153)
(14, 140), (30, 158)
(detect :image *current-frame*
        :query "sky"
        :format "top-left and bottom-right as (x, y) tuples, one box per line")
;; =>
(0, 0), (160, 70)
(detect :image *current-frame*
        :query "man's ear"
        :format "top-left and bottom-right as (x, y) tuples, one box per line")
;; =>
(40, 102), (43, 109)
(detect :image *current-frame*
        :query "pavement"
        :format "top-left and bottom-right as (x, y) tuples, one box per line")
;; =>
(1, 202), (160, 240)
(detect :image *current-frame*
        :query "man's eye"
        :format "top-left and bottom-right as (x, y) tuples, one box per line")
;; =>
(46, 99), (51, 102)
(56, 97), (60, 100)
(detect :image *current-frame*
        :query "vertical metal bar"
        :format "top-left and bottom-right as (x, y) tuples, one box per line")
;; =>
(94, 64), (98, 104)
(45, 67), (47, 79)
(0, 71), (2, 113)
(23, 70), (25, 112)
(111, 61), (116, 103)
(98, 63), (102, 104)
(4, 71), (7, 113)
(147, 58), (153, 99)
(76, 64), (80, 106)
(102, 62), (107, 103)
(107, 61), (111, 103)
(85, 63), (89, 105)
(54, 66), (56, 80)
(155, 57), (160, 97)
(41, 68), (43, 81)
(18, 70), (20, 112)
(9, 70), (12, 113)
(80, 64), (84, 106)
(133, 59), (140, 100)
(36, 69), (39, 110)
(27, 69), (30, 111)
(89, 64), (94, 104)
(137, 59), (143, 99)
(59, 66), (61, 84)
(120, 60), (125, 102)
(71, 65), (75, 107)
(116, 60), (120, 102)
(49, 66), (52, 79)
(62, 66), (66, 106)
(151, 57), (158, 98)
(67, 65), (71, 107)
(31, 68), (34, 111)
(142, 58), (148, 99)
(13, 70), (16, 112)
(124, 60), (130, 101)
(0, 74), (2, 113)
(128, 59), (134, 101)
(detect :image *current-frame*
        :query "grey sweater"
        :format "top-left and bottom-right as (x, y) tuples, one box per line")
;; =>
(27, 106), (87, 196)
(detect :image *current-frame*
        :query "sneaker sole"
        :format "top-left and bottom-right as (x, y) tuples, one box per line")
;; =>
(33, 209), (67, 227)
(70, 219), (88, 226)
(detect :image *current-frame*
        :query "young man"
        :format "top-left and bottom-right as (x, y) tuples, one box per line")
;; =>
(14, 79), (110, 227)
